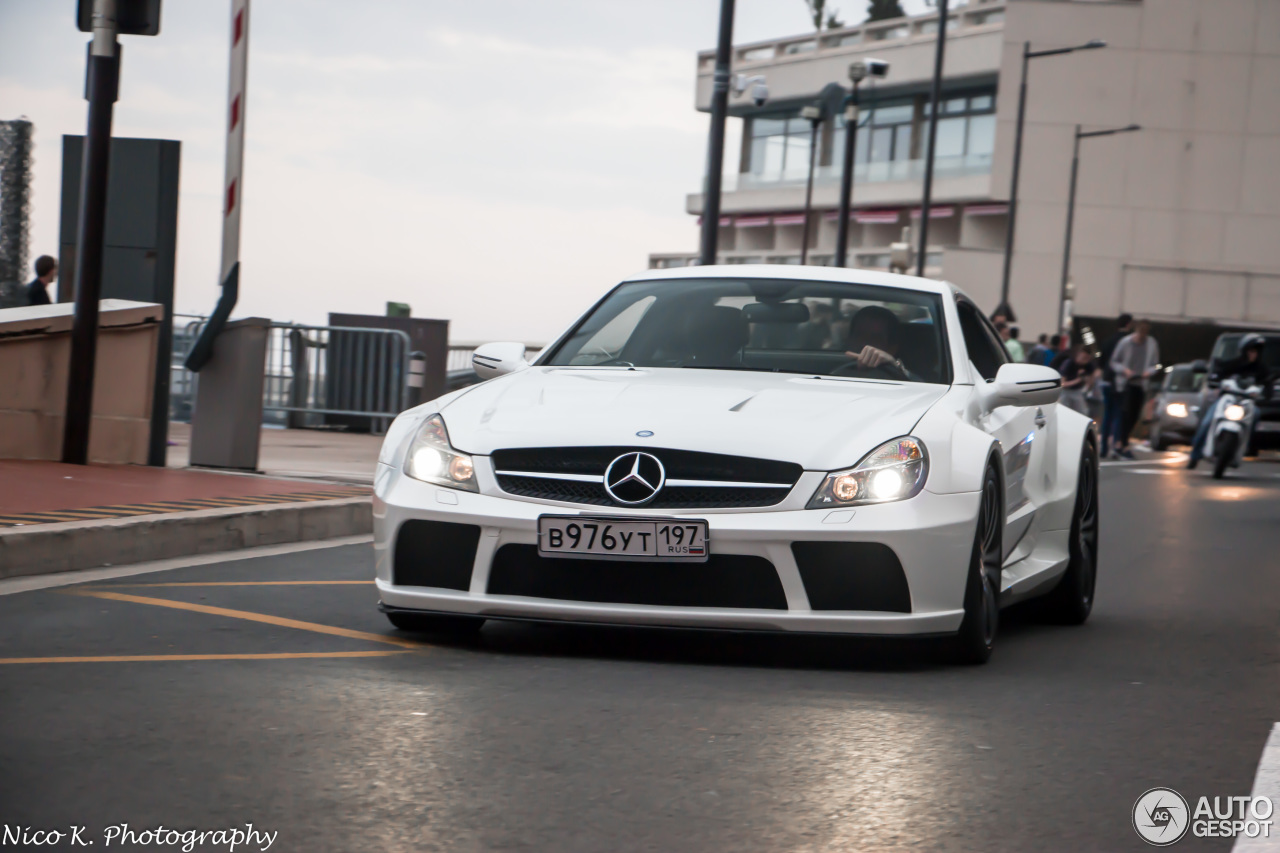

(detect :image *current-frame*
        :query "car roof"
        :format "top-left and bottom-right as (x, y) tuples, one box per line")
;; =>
(622, 264), (958, 297)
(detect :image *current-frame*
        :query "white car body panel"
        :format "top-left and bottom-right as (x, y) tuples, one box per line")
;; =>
(374, 265), (1094, 635)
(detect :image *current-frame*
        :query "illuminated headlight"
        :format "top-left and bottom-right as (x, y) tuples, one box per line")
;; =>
(1166, 402), (1188, 419)
(403, 414), (478, 492)
(808, 437), (928, 508)
(1224, 404), (1246, 422)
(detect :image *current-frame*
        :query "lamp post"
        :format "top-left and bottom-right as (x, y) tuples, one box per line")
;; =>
(698, 0), (736, 266)
(835, 58), (889, 268)
(997, 38), (1107, 314)
(1058, 123), (1140, 335)
(916, 0), (949, 278)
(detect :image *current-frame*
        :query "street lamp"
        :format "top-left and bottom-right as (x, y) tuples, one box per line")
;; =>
(1058, 123), (1141, 335)
(997, 38), (1107, 315)
(698, 0), (736, 267)
(797, 83), (846, 265)
(834, 58), (889, 268)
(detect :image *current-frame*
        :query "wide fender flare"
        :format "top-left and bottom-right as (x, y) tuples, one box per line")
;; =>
(916, 398), (1000, 495)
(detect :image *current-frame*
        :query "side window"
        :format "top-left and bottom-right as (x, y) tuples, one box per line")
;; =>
(956, 300), (1008, 381)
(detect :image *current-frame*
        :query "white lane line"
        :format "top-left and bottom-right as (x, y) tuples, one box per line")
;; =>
(1234, 723), (1280, 852)
(0, 535), (374, 597)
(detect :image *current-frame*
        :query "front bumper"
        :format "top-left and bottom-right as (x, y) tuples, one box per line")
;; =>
(373, 465), (980, 636)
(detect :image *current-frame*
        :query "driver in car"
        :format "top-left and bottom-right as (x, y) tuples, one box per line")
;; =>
(843, 305), (914, 379)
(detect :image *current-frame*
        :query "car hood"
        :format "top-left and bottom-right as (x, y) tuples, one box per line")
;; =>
(439, 367), (948, 470)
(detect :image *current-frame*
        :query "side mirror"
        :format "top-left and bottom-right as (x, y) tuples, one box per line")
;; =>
(984, 362), (1062, 409)
(472, 342), (530, 380)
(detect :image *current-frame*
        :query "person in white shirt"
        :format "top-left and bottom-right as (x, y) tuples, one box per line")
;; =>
(1108, 320), (1160, 459)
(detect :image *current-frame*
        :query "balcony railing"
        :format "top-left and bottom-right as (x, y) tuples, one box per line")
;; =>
(718, 153), (992, 193)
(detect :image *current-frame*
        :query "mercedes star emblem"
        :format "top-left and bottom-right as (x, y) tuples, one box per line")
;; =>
(603, 452), (665, 505)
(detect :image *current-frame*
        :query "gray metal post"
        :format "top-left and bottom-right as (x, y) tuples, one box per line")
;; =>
(1058, 126), (1082, 337)
(698, 0), (735, 266)
(997, 43), (1031, 309)
(834, 81), (860, 268)
(62, 0), (120, 464)
(916, 0), (948, 278)
(800, 117), (821, 265)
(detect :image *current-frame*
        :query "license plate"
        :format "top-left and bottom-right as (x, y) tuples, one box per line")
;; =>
(1256, 421), (1280, 433)
(537, 515), (709, 562)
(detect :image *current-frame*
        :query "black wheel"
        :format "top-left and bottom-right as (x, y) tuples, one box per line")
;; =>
(1150, 425), (1170, 451)
(1040, 441), (1099, 624)
(1212, 431), (1237, 479)
(386, 611), (485, 636)
(951, 464), (1002, 664)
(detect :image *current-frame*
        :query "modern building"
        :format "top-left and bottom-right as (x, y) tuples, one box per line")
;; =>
(652, 0), (1280, 347)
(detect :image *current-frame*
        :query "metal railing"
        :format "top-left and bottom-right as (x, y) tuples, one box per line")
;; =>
(264, 322), (413, 433)
(170, 318), (415, 433)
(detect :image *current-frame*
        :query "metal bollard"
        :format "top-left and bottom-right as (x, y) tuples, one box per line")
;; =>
(407, 351), (427, 407)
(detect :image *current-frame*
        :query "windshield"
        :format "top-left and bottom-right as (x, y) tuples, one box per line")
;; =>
(1211, 334), (1280, 370)
(543, 278), (951, 384)
(1164, 367), (1205, 393)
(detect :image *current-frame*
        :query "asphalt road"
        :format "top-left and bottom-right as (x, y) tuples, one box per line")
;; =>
(2, 455), (1278, 852)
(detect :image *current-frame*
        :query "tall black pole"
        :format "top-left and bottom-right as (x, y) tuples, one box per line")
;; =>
(699, 0), (736, 266)
(800, 117), (820, 265)
(1058, 125), (1081, 337)
(915, 0), (948, 278)
(998, 42), (1031, 310)
(62, 0), (120, 465)
(834, 81), (860, 268)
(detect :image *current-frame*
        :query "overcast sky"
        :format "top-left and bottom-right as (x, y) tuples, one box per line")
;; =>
(2, 0), (932, 341)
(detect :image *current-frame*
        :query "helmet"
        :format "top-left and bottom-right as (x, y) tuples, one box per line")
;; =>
(1239, 333), (1266, 354)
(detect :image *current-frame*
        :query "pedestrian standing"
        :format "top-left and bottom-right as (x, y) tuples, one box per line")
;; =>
(1058, 345), (1100, 416)
(997, 322), (1025, 362)
(1027, 334), (1052, 366)
(26, 255), (57, 306)
(1097, 313), (1134, 457)
(1109, 319), (1160, 459)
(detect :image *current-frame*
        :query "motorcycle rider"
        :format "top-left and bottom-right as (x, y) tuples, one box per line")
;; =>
(1187, 334), (1273, 469)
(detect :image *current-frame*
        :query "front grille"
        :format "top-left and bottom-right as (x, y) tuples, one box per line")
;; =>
(491, 446), (801, 509)
(487, 544), (788, 609)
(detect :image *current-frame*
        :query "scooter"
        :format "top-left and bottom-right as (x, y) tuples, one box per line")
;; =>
(1198, 377), (1264, 479)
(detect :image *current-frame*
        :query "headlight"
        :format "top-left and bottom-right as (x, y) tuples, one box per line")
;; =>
(1224, 404), (1246, 422)
(403, 414), (478, 492)
(1166, 402), (1188, 419)
(808, 437), (928, 509)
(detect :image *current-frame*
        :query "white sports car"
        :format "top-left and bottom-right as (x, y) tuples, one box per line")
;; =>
(373, 266), (1098, 663)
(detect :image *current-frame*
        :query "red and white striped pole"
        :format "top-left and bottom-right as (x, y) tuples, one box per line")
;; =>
(186, 0), (250, 371)
(219, 0), (250, 286)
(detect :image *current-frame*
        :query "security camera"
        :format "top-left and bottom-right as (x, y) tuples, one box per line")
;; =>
(849, 58), (890, 83)
(732, 73), (769, 107)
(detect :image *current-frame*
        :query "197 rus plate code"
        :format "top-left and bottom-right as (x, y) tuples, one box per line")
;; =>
(537, 515), (708, 562)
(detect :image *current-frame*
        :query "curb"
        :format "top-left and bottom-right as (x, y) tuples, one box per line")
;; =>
(0, 497), (372, 580)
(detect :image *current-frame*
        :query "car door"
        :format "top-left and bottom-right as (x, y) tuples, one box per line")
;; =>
(955, 300), (1052, 559)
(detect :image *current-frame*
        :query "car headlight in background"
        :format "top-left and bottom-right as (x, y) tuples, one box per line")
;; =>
(808, 437), (928, 508)
(1166, 402), (1188, 419)
(404, 414), (478, 492)
(1224, 404), (1246, 422)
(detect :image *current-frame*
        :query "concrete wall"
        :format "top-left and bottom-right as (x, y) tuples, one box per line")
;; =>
(998, 0), (1280, 339)
(0, 300), (162, 464)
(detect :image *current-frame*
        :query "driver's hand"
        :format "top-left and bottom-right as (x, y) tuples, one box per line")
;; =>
(846, 346), (895, 368)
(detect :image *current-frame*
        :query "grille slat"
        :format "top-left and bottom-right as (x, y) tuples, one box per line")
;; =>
(491, 446), (801, 509)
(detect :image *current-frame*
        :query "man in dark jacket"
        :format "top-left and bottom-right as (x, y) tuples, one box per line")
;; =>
(26, 255), (57, 306)
(1187, 334), (1274, 468)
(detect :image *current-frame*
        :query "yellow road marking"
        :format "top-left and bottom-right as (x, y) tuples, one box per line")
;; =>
(0, 651), (407, 665)
(92, 580), (374, 588)
(68, 589), (425, 649)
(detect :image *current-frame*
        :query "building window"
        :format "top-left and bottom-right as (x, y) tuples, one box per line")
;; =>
(924, 89), (997, 161)
(831, 98), (915, 171)
(747, 113), (815, 181)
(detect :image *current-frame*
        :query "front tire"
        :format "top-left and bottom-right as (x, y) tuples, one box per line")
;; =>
(1212, 431), (1237, 479)
(1150, 425), (1170, 451)
(1040, 440), (1099, 624)
(950, 464), (1002, 664)
(387, 611), (485, 636)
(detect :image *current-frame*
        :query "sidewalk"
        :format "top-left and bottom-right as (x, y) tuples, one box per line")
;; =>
(166, 422), (382, 484)
(0, 429), (379, 579)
